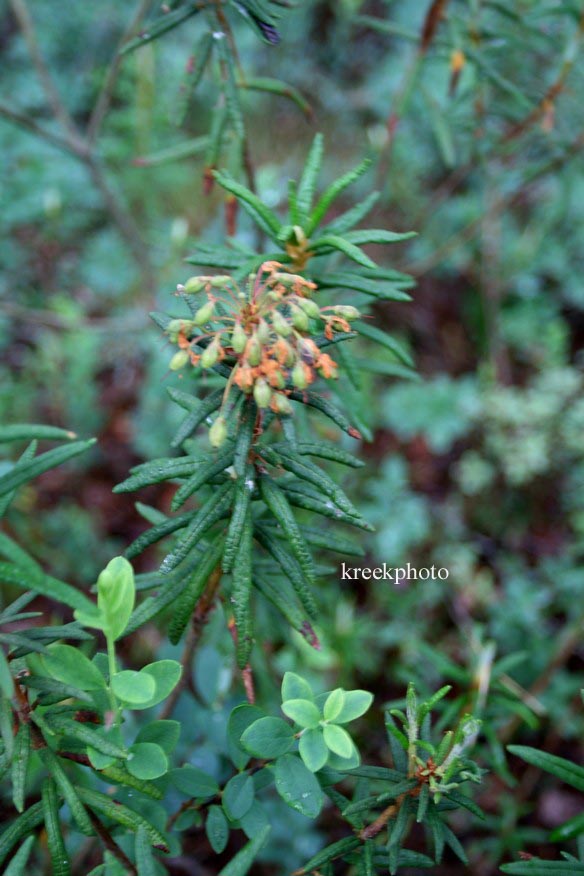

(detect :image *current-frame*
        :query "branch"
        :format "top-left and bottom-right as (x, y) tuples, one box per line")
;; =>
(0, 101), (85, 157)
(89, 811), (138, 876)
(8, 0), (78, 140)
(87, 0), (152, 144)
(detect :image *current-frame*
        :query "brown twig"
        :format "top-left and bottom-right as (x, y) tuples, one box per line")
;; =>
(9, 0), (79, 140)
(5, 0), (155, 293)
(89, 810), (138, 875)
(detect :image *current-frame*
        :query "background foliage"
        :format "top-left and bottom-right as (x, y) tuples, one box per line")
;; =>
(1, 0), (584, 874)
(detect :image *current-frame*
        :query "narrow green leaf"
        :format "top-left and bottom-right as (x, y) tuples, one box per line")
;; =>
(213, 170), (281, 238)
(260, 475), (315, 583)
(0, 563), (96, 614)
(0, 802), (44, 869)
(170, 388), (224, 448)
(0, 440), (95, 499)
(134, 136), (209, 167)
(0, 424), (77, 443)
(508, 746), (584, 792)
(307, 157), (371, 235)
(161, 482), (233, 573)
(135, 825), (157, 876)
(168, 534), (224, 644)
(121, 3), (204, 54)
(42, 779), (71, 876)
(297, 133), (324, 219)
(255, 527), (318, 620)
(4, 834), (35, 876)
(238, 76), (312, 117)
(75, 788), (168, 851)
(170, 446), (234, 510)
(311, 234), (377, 269)
(39, 748), (94, 835)
(217, 824), (270, 876)
(11, 723), (31, 812)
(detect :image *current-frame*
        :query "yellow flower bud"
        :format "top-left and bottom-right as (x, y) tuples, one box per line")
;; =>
(296, 298), (321, 319)
(272, 393), (293, 415)
(209, 415), (228, 448)
(272, 310), (292, 337)
(231, 323), (248, 354)
(331, 305), (360, 321)
(291, 306), (309, 331)
(169, 350), (189, 371)
(183, 276), (210, 294)
(292, 361), (308, 389)
(246, 335), (262, 367)
(253, 377), (272, 408)
(193, 301), (215, 326)
(201, 337), (220, 368)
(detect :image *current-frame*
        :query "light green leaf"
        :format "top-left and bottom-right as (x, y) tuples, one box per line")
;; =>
(334, 690), (373, 724)
(281, 698), (321, 729)
(323, 724), (353, 759)
(323, 689), (346, 722)
(97, 557), (135, 641)
(299, 728), (328, 773)
(111, 671), (156, 705)
(281, 671), (314, 702)
(136, 660), (182, 710)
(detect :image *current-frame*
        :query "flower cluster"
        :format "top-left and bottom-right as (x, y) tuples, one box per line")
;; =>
(167, 262), (360, 444)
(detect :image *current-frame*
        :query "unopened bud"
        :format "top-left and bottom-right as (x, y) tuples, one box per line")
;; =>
(272, 393), (293, 415)
(291, 306), (309, 331)
(253, 377), (272, 409)
(292, 361), (309, 389)
(298, 337), (319, 364)
(246, 335), (262, 367)
(296, 298), (321, 319)
(183, 276), (210, 294)
(257, 318), (271, 344)
(209, 275), (231, 288)
(201, 337), (220, 368)
(193, 300), (215, 326)
(167, 319), (194, 334)
(209, 415), (228, 448)
(231, 323), (247, 354)
(272, 310), (292, 337)
(331, 305), (360, 321)
(169, 350), (189, 371)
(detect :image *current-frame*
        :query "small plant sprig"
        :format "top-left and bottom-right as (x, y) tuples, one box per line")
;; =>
(0, 554), (183, 873)
(117, 139), (415, 672)
(288, 683), (483, 876)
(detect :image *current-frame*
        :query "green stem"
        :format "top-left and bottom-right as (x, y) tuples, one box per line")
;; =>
(106, 635), (119, 721)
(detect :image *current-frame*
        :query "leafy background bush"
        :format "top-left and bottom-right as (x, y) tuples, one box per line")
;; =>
(1, 1), (584, 874)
